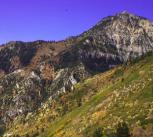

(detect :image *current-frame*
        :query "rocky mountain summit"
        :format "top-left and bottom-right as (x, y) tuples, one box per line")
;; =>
(0, 12), (153, 136)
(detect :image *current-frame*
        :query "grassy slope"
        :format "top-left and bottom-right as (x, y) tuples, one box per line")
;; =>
(5, 53), (153, 137)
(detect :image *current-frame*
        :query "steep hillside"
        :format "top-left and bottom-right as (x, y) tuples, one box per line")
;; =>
(0, 12), (153, 137)
(4, 51), (153, 137)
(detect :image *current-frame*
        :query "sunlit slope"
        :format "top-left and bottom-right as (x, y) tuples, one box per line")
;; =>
(6, 53), (153, 137)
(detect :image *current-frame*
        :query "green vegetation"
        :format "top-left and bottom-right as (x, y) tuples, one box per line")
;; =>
(5, 53), (153, 137)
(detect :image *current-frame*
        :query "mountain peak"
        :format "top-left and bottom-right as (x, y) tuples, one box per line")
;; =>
(1, 12), (153, 137)
(116, 10), (138, 18)
(120, 10), (130, 14)
(95, 11), (144, 28)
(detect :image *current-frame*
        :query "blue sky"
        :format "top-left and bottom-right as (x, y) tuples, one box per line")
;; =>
(0, 0), (153, 44)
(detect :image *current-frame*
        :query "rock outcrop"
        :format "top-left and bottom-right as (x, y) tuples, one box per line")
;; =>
(0, 12), (153, 129)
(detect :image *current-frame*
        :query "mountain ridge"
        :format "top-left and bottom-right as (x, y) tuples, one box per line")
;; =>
(0, 12), (153, 137)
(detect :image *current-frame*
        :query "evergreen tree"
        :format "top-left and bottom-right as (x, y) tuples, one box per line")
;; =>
(93, 127), (103, 137)
(116, 122), (131, 137)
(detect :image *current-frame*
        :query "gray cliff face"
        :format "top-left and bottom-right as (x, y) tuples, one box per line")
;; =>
(0, 12), (153, 127)
(75, 12), (153, 71)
